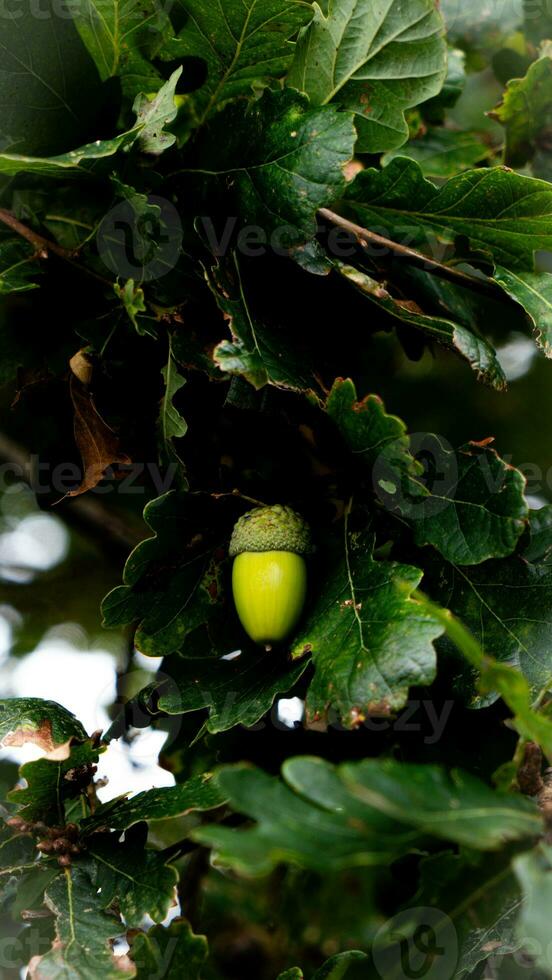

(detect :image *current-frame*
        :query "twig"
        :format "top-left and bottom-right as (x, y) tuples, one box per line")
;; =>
(0, 208), (113, 286)
(209, 488), (268, 508)
(318, 208), (507, 302)
(0, 208), (75, 260)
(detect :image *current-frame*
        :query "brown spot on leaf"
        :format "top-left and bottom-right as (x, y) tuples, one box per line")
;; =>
(366, 699), (394, 718)
(305, 708), (327, 732)
(348, 707), (366, 728)
(343, 159), (364, 182)
(396, 299), (424, 315)
(341, 599), (362, 612)
(202, 554), (224, 604)
(467, 437), (495, 450)
(1, 719), (73, 761)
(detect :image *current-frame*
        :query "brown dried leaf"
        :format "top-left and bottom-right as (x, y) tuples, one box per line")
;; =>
(69, 349), (93, 385)
(68, 376), (130, 498)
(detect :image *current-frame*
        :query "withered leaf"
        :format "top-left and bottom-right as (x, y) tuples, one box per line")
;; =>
(68, 375), (130, 497)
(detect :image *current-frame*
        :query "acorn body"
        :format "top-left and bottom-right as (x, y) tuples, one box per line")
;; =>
(229, 504), (312, 647)
(232, 551), (307, 645)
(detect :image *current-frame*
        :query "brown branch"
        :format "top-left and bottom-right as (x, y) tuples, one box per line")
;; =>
(0, 208), (75, 260)
(0, 208), (113, 285)
(318, 208), (507, 302)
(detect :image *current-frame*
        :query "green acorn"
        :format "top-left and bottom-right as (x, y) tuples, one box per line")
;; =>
(229, 505), (312, 648)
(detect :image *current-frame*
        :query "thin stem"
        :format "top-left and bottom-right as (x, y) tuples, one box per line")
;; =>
(209, 488), (269, 508)
(44, 215), (94, 232)
(0, 208), (113, 286)
(318, 208), (506, 302)
(0, 208), (75, 259)
(99, 318), (120, 359)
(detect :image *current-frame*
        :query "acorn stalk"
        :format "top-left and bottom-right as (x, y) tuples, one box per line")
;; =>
(229, 505), (312, 648)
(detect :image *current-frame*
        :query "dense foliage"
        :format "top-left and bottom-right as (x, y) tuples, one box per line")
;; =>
(4, 0), (552, 976)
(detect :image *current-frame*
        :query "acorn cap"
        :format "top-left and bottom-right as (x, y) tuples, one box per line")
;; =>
(229, 505), (312, 557)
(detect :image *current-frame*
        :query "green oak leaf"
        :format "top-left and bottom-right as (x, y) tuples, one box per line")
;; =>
(424, 546), (552, 706)
(493, 266), (552, 356)
(335, 263), (506, 389)
(291, 522), (443, 725)
(0, 827), (37, 898)
(194, 757), (541, 875)
(0, 698), (87, 758)
(341, 157), (552, 271)
(0, 1), (105, 159)
(400, 850), (525, 977)
(34, 868), (126, 979)
(383, 129), (490, 179)
(0, 131), (137, 178)
(101, 492), (227, 657)
(326, 376), (416, 483)
(130, 918), (208, 980)
(415, 590), (552, 759)
(208, 254), (321, 391)
(401, 436), (528, 564)
(156, 646), (310, 733)
(130, 918), (208, 979)
(391, 262), (529, 354)
(158, 341), (188, 487)
(326, 378), (528, 565)
(287, 0), (447, 153)
(513, 843), (552, 972)
(194, 88), (356, 246)
(169, 0), (314, 124)
(133, 69), (182, 155)
(442, 0), (523, 53)
(0, 69), (182, 178)
(0, 240), (42, 294)
(113, 280), (146, 330)
(193, 761), (417, 875)
(3, 865), (60, 925)
(172, 327), (228, 381)
(524, 504), (552, 563)
(279, 952), (368, 980)
(81, 773), (226, 832)
(7, 739), (102, 824)
(490, 47), (552, 168)
(311, 954), (369, 980)
(100, 177), (183, 288)
(338, 757), (541, 847)
(68, 0), (171, 100)
(88, 828), (178, 928)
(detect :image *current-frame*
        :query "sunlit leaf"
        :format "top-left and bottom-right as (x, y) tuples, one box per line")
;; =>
(288, 0), (447, 152)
